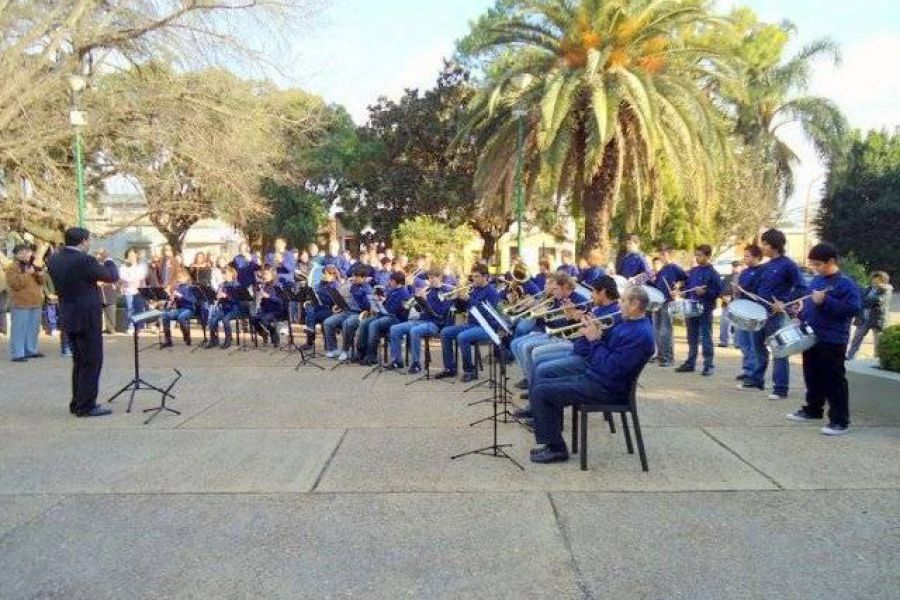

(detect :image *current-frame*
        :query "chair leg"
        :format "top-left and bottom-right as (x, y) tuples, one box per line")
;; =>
(579, 409), (588, 471)
(620, 412), (634, 455)
(605, 412), (616, 434)
(631, 409), (649, 472)
(571, 406), (579, 454)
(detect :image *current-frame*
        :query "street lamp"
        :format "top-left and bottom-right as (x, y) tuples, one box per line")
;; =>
(68, 74), (88, 227)
(512, 108), (527, 260)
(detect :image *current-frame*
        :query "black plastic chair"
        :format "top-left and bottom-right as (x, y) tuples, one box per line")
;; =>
(570, 365), (648, 472)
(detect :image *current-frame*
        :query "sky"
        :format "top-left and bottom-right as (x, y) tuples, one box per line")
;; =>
(272, 0), (900, 218)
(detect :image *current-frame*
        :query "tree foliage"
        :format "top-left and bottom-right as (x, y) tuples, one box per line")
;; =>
(391, 216), (475, 266)
(817, 130), (900, 280)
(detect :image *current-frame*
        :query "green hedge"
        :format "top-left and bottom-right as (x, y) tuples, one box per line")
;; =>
(878, 325), (900, 373)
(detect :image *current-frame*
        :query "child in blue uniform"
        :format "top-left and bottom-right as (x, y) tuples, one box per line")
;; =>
(675, 244), (722, 376)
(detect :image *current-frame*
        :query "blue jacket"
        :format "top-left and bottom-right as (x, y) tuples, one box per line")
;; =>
(575, 302), (622, 357)
(173, 283), (196, 310)
(424, 286), (453, 327)
(585, 317), (656, 399)
(259, 284), (287, 319)
(233, 255), (259, 288)
(381, 285), (412, 320)
(617, 252), (651, 280)
(578, 266), (607, 287)
(737, 264), (763, 291)
(754, 256), (807, 312)
(314, 281), (337, 309)
(557, 263), (579, 278)
(802, 272), (861, 345)
(653, 263), (687, 301)
(322, 255), (351, 277)
(686, 264), (722, 308)
(218, 282), (241, 313)
(348, 282), (372, 312)
(466, 283), (500, 327)
(532, 273), (548, 291)
(372, 269), (391, 288)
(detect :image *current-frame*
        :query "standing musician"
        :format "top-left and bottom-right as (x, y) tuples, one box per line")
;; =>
(232, 243), (260, 291)
(785, 242), (861, 436)
(372, 257), (392, 288)
(356, 271), (411, 365)
(205, 266), (242, 349)
(506, 261), (543, 337)
(435, 263), (500, 382)
(387, 268), (452, 373)
(321, 240), (351, 276)
(250, 266), (288, 347)
(617, 234), (653, 281)
(735, 244), (764, 387)
(47, 228), (119, 417)
(160, 270), (196, 347)
(578, 249), (607, 285)
(674, 244), (722, 376)
(744, 229), (808, 399)
(651, 245), (687, 367)
(322, 264), (372, 361)
(528, 285), (656, 464)
(556, 249), (579, 279)
(300, 264), (339, 351)
(531, 258), (552, 292)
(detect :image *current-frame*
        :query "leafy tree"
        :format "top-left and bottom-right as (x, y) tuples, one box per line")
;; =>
(247, 179), (328, 251)
(392, 216), (475, 266)
(817, 130), (900, 280)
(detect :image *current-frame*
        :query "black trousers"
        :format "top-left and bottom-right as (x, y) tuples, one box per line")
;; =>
(68, 325), (104, 414)
(802, 342), (850, 426)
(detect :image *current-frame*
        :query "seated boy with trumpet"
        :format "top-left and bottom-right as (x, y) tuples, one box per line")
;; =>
(356, 271), (411, 365)
(323, 264), (372, 361)
(301, 265), (339, 352)
(205, 266), (241, 349)
(386, 268), (453, 374)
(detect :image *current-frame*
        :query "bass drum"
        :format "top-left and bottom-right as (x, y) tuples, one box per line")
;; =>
(612, 275), (629, 296)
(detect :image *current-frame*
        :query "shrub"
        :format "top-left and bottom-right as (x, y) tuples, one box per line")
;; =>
(392, 216), (474, 267)
(878, 325), (900, 373)
(840, 253), (870, 288)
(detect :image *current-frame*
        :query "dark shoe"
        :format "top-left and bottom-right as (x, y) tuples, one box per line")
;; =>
(717, 343), (728, 348)
(27, 352), (45, 358)
(384, 360), (404, 371)
(514, 378), (529, 390)
(530, 447), (569, 464)
(299, 343), (315, 352)
(736, 374), (748, 381)
(529, 445), (548, 457)
(434, 370), (457, 380)
(786, 409), (821, 423)
(675, 364), (695, 373)
(518, 417), (535, 428)
(519, 392), (529, 401)
(739, 381), (764, 390)
(702, 367), (715, 377)
(407, 363), (422, 375)
(160, 341), (173, 349)
(75, 405), (113, 418)
(11, 357), (27, 363)
(221, 340), (233, 350)
(657, 361), (673, 367)
(461, 372), (478, 383)
(513, 406), (533, 419)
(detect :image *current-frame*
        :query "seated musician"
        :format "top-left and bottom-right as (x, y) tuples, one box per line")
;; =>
(387, 268), (452, 373)
(510, 273), (588, 389)
(435, 264), (500, 382)
(161, 270), (196, 347)
(301, 265), (339, 351)
(206, 266), (241, 349)
(356, 271), (411, 365)
(532, 258), (552, 292)
(372, 257), (392, 289)
(529, 285), (656, 464)
(322, 264), (372, 361)
(507, 261), (544, 337)
(250, 267), (288, 347)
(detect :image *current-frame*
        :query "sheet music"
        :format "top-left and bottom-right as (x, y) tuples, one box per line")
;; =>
(470, 307), (501, 346)
(480, 302), (512, 335)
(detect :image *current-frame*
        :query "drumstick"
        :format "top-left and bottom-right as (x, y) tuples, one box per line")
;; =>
(735, 285), (773, 307)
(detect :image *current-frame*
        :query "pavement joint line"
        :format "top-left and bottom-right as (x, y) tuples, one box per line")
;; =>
(172, 396), (231, 429)
(310, 428), (348, 492)
(700, 427), (785, 490)
(547, 492), (594, 600)
(0, 495), (68, 545)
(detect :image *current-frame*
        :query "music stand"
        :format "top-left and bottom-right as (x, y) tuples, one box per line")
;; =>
(327, 288), (356, 371)
(451, 307), (523, 470)
(228, 287), (257, 355)
(190, 285), (217, 352)
(142, 369), (183, 425)
(405, 297), (440, 386)
(106, 310), (177, 413)
(138, 287), (168, 350)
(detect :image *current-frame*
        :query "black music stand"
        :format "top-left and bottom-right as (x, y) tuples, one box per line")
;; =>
(451, 307), (523, 470)
(277, 287), (324, 370)
(405, 296), (440, 386)
(138, 287), (169, 350)
(327, 287), (356, 371)
(228, 287), (257, 355)
(143, 369), (183, 425)
(190, 285), (217, 352)
(361, 294), (392, 380)
(106, 311), (177, 413)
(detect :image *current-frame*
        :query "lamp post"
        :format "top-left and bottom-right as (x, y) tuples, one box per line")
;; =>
(512, 108), (527, 260)
(68, 75), (88, 227)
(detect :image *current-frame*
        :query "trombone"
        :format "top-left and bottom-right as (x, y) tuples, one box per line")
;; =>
(438, 282), (473, 301)
(545, 312), (620, 340)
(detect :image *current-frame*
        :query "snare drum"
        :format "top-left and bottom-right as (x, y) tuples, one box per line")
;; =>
(727, 299), (768, 332)
(642, 285), (665, 313)
(766, 321), (817, 358)
(668, 298), (704, 319)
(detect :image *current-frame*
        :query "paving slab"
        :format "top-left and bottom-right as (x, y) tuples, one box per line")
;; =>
(0, 492), (582, 600)
(552, 489), (900, 599)
(0, 429), (343, 494)
(705, 426), (900, 490)
(0, 494), (62, 538)
(315, 426), (777, 493)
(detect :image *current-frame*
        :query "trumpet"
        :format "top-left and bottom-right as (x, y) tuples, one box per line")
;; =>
(438, 282), (473, 301)
(535, 300), (594, 321)
(506, 289), (550, 314)
(545, 312), (620, 339)
(509, 296), (556, 323)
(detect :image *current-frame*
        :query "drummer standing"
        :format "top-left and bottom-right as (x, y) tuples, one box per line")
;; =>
(652, 245), (687, 367)
(785, 243), (861, 435)
(675, 245), (722, 376)
(735, 244), (764, 387)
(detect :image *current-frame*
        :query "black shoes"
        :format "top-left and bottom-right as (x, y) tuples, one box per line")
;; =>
(461, 372), (478, 383)
(221, 340), (233, 350)
(513, 406), (533, 419)
(675, 364), (695, 373)
(702, 367), (715, 377)
(530, 447), (569, 464)
(11, 357), (27, 363)
(434, 370), (456, 380)
(514, 378), (529, 390)
(75, 405), (113, 418)
(27, 352), (45, 359)
(407, 363), (422, 375)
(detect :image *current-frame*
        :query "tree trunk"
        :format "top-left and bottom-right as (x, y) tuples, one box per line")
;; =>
(479, 229), (499, 261)
(149, 211), (199, 254)
(581, 133), (623, 255)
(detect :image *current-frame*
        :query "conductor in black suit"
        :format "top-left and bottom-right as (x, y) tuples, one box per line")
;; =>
(47, 228), (120, 417)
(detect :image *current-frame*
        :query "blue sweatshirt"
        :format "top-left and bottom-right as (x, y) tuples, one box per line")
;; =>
(314, 280), (337, 309)
(737, 264), (763, 291)
(381, 285), (412, 320)
(218, 281), (241, 313)
(686, 264), (722, 308)
(802, 272), (861, 345)
(557, 263), (579, 278)
(532, 273), (548, 291)
(653, 263), (688, 301)
(424, 286), (454, 327)
(574, 302), (622, 357)
(372, 269), (391, 288)
(322, 255), (351, 277)
(233, 255), (259, 288)
(578, 266), (607, 287)
(584, 317), (656, 399)
(617, 252), (651, 280)
(466, 283), (501, 327)
(348, 282), (372, 312)
(173, 283), (195, 310)
(259, 284), (288, 319)
(754, 255), (807, 312)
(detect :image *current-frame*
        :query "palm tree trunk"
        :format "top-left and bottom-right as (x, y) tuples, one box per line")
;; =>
(582, 134), (623, 255)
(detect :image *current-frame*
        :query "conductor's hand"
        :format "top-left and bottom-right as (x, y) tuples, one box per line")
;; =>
(581, 315), (602, 342)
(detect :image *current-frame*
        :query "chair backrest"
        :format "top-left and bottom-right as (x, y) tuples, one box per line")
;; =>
(626, 362), (649, 408)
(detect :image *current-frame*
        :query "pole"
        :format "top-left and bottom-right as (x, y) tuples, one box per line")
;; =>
(73, 128), (87, 227)
(515, 113), (525, 258)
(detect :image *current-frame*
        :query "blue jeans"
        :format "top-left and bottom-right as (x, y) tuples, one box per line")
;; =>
(534, 355), (587, 386)
(529, 341), (574, 382)
(654, 302), (674, 364)
(208, 306), (240, 339)
(514, 318), (537, 337)
(749, 315), (790, 395)
(719, 306), (734, 346)
(458, 326), (492, 373)
(735, 329), (757, 377)
(390, 320), (439, 365)
(358, 316), (396, 360)
(511, 332), (552, 379)
(123, 294), (145, 330)
(685, 310), (714, 369)
(440, 324), (474, 373)
(323, 312), (353, 352)
(9, 307), (41, 359)
(43, 303), (59, 334)
(162, 308), (193, 336)
(531, 374), (614, 450)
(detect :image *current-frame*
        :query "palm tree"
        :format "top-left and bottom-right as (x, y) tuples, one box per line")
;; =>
(459, 0), (732, 254)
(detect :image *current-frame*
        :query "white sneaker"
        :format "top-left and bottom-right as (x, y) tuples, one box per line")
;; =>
(821, 423), (849, 436)
(279, 326), (288, 336)
(768, 393), (786, 401)
(338, 351), (349, 362)
(786, 410), (818, 423)
(325, 350), (340, 359)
